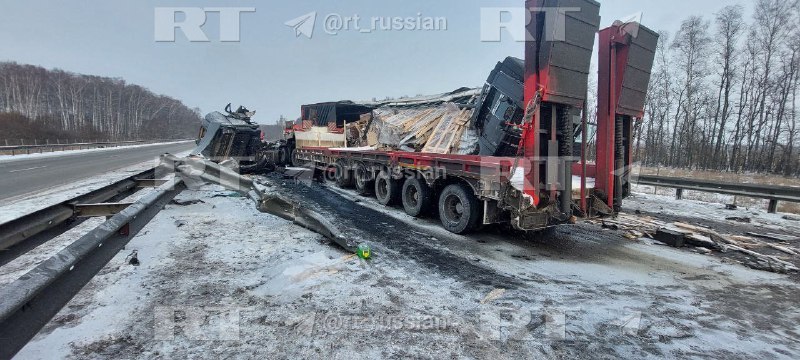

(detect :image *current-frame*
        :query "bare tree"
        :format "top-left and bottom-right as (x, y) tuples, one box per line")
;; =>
(710, 5), (744, 168)
(671, 16), (711, 168)
(0, 62), (200, 142)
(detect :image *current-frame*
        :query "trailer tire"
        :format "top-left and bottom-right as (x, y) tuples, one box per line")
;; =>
(374, 169), (401, 205)
(278, 146), (290, 166)
(354, 163), (373, 195)
(334, 161), (353, 188)
(402, 176), (433, 217)
(438, 183), (481, 234)
(289, 148), (297, 167)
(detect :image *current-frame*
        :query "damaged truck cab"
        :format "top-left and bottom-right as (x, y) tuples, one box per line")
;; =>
(194, 104), (270, 173)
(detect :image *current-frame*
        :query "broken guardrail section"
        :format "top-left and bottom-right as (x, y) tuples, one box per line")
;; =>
(0, 177), (185, 359)
(160, 154), (359, 253)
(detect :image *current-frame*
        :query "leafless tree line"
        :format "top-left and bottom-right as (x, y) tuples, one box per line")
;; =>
(0, 62), (201, 142)
(635, 0), (800, 176)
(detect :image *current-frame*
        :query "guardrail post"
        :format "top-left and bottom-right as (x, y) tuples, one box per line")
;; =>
(768, 199), (779, 214)
(675, 188), (683, 200)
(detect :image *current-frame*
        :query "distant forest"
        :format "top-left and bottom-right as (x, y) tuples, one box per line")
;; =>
(0, 62), (201, 143)
(627, 0), (800, 176)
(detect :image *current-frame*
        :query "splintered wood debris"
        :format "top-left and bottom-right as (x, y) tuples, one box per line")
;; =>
(348, 102), (476, 154)
(588, 213), (799, 274)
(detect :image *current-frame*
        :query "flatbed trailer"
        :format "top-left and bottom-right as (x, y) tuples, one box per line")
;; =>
(295, 147), (559, 233)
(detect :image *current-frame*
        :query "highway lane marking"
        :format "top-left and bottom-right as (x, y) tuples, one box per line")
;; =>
(8, 165), (48, 173)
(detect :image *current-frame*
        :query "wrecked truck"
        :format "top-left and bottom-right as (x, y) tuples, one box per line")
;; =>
(192, 1), (658, 236)
(194, 104), (272, 173)
(293, 0), (605, 233)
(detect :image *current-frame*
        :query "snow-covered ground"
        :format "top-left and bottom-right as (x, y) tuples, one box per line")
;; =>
(0, 140), (194, 163)
(0, 187), (157, 287)
(12, 178), (800, 359)
(628, 184), (800, 234)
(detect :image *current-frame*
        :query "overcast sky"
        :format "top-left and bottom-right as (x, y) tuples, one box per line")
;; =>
(0, 0), (751, 124)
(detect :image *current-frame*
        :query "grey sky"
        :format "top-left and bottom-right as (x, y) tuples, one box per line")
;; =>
(1, 0), (750, 125)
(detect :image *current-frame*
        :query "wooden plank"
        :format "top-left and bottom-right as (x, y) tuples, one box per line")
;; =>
(747, 232), (799, 242)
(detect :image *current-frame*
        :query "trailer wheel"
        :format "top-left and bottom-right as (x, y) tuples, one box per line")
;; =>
(354, 163), (373, 195)
(289, 148), (297, 167)
(334, 161), (353, 188)
(374, 169), (401, 205)
(278, 146), (290, 166)
(438, 183), (481, 234)
(402, 176), (433, 217)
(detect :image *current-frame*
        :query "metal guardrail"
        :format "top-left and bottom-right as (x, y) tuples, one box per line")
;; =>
(0, 178), (185, 359)
(635, 174), (800, 213)
(0, 168), (157, 253)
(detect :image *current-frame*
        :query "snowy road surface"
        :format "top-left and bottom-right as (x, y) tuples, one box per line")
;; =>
(12, 176), (800, 359)
(0, 141), (194, 202)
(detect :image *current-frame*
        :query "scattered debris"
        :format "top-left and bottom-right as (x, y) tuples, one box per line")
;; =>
(164, 154), (361, 253)
(654, 229), (685, 247)
(588, 212), (799, 274)
(356, 244), (371, 259)
(170, 199), (205, 206)
(125, 250), (140, 266)
(695, 247), (712, 254)
(283, 167), (313, 180)
(601, 222), (619, 231)
(480, 288), (506, 304)
(725, 204), (738, 210)
(783, 215), (800, 221)
(174, 220), (188, 228)
(670, 223), (797, 273)
(725, 216), (751, 223)
(210, 192), (242, 198)
(747, 232), (799, 242)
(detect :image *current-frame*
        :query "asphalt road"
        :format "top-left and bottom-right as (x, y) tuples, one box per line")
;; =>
(0, 142), (194, 202)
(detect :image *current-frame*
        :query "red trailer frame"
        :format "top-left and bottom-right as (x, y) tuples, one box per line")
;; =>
(578, 22), (659, 211)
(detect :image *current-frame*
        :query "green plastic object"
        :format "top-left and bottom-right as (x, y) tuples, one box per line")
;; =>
(357, 243), (371, 259)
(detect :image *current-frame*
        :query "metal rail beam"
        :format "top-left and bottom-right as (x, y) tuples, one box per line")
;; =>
(0, 179), (185, 359)
(0, 168), (156, 252)
(73, 202), (134, 218)
(636, 174), (800, 213)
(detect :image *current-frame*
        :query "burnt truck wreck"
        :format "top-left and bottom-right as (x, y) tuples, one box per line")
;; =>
(190, 1), (658, 235)
(193, 104), (273, 173)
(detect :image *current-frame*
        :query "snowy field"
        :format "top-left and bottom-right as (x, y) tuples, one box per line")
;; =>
(11, 177), (800, 359)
